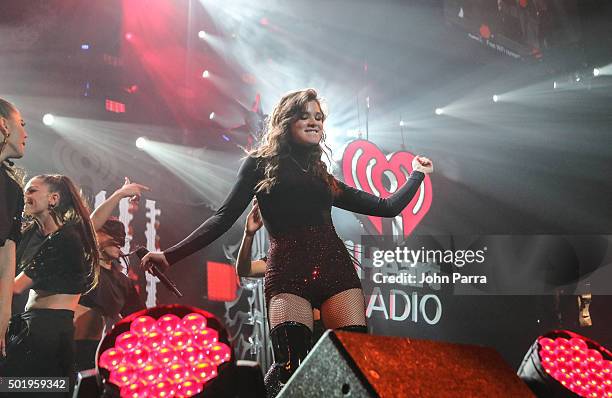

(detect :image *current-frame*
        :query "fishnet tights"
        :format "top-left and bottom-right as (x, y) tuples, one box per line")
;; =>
(320, 288), (366, 329)
(268, 293), (313, 330)
(268, 288), (366, 331)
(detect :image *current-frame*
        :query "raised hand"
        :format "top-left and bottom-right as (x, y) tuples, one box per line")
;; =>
(412, 155), (434, 174)
(117, 177), (150, 203)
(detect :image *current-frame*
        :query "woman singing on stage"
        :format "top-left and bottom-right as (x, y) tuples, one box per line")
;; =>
(1, 175), (99, 395)
(143, 88), (433, 396)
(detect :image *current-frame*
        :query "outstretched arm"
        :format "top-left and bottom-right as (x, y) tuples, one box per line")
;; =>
(143, 156), (260, 269)
(91, 177), (150, 231)
(236, 199), (266, 278)
(333, 155), (433, 217)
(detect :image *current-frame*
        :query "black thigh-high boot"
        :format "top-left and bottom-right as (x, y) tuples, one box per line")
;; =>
(264, 321), (312, 398)
(337, 324), (368, 333)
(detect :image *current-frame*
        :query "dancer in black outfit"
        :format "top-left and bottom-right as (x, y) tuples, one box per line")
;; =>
(143, 89), (433, 396)
(74, 178), (148, 371)
(1, 175), (99, 397)
(0, 98), (27, 358)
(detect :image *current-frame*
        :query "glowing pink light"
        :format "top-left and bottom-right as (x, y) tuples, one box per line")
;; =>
(153, 347), (179, 366)
(166, 362), (191, 383)
(539, 337), (555, 352)
(99, 348), (124, 371)
(181, 313), (207, 333)
(109, 364), (137, 387)
(141, 364), (164, 385)
(587, 349), (604, 364)
(115, 332), (139, 352)
(125, 347), (150, 368)
(143, 330), (165, 351)
(570, 338), (588, 352)
(192, 361), (217, 383)
(539, 336), (612, 395)
(176, 379), (204, 398)
(156, 314), (182, 334)
(131, 315), (157, 336)
(192, 328), (218, 349)
(209, 343), (232, 365)
(150, 380), (176, 398)
(181, 346), (206, 365)
(120, 380), (148, 398)
(168, 330), (192, 350)
(103, 311), (231, 397)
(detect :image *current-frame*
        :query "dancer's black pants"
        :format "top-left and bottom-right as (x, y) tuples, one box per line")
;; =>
(0, 308), (75, 397)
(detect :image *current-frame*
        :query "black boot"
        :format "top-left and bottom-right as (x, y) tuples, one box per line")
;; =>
(337, 324), (368, 333)
(264, 321), (312, 398)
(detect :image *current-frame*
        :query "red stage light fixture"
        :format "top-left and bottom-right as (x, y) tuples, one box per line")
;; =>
(97, 305), (234, 398)
(518, 330), (612, 398)
(105, 99), (126, 113)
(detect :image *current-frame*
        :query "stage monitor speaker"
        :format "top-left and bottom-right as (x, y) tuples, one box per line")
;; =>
(278, 330), (534, 397)
(72, 368), (100, 398)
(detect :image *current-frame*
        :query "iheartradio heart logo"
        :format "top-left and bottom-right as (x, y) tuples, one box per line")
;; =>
(341, 139), (432, 237)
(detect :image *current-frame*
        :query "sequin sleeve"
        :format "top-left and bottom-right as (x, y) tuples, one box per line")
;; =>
(0, 169), (23, 247)
(23, 225), (91, 294)
(332, 171), (424, 217)
(164, 156), (261, 265)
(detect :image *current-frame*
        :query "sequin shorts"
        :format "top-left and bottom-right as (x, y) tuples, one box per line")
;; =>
(265, 224), (362, 309)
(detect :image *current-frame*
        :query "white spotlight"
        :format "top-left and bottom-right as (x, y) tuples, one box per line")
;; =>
(434, 108), (444, 116)
(399, 120), (405, 127)
(593, 68), (600, 77)
(553, 81), (558, 89)
(202, 70), (210, 78)
(209, 112), (215, 120)
(492, 95), (499, 103)
(198, 30), (207, 39)
(42, 113), (55, 126)
(135, 137), (148, 150)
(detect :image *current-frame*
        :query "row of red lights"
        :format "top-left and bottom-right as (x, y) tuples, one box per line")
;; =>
(99, 313), (232, 398)
(539, 336), (612, 398)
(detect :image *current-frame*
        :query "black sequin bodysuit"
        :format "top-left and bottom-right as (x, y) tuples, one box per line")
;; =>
(164, 144), (425, 307)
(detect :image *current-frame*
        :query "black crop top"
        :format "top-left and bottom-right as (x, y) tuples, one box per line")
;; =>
(17, 223), (92, 294)
(79, 265), (145, 328)
(0, 165), (24, 247)
(164, 144), (425, 265)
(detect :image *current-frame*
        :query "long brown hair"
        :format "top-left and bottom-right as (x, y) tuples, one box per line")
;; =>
(249, 88), (338, 194)
(35, 175), (100, 291)
(0, 98), (25, 187)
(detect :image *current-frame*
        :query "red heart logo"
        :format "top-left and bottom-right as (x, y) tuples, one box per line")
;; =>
(341, 139), (433, 237)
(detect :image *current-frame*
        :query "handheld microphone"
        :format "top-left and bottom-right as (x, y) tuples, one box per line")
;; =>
(135, 247), (184, 298)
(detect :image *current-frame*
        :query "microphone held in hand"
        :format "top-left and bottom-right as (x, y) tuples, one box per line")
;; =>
(135, 247), (184, 298)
